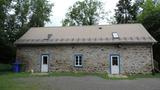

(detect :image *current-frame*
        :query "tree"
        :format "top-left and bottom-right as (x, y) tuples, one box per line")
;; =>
(137, 0), (160, 70)
(62, 0), (105, 26)
(0, 0), (12, 38)
(137, 0), (155, 22)
(0, 0), (15, 63)
(0, 0), (53, 64)
(137, 0), (160, 38)
(14, 0), (30, 28)
(29, 0), (53, 27)
(4, 0), (53, 42)
(115, 0), (139, 24)
(2, 0), (30, 43)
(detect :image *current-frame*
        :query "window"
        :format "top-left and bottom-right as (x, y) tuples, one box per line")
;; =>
(112, 57), (118, 65)
(112, 32), (119, 39)
(43, 56), (48, 64)
(74, 54), (83, 67)
(42, 55), (49, 64)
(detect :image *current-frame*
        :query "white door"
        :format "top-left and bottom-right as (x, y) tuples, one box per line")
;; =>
(41, 55), (49, 72)
(111, 55), (120, 74)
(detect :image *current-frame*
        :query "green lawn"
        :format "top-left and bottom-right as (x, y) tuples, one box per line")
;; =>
(129, 73), (160, 79)
(0, 72), (32, 90)
(0, 72), (109, 90)
(49, 72), (109, 78)
(0, 71), (160, 90)
(0, 64), (12, 72)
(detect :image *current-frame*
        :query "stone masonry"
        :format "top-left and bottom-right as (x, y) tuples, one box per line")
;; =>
(16, 44), (153, 74)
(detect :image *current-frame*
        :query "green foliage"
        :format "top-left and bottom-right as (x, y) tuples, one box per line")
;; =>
(0, 43), (16, 64)
(0, 0), (11, 29)
(15, 0), (30, 28)
(29, 0), (53, 27)
(115, 0), (139, 24)
(141, 11), (160, 36)
(128, 73), (160, 79)
(62, 0), (105, 26)
(137, 0), (160, 34)
(137, 0), (155, 22)
(0, 0), (16, 63)
(0, 0), (53, 64)
(0, 64), (12, 71)
(0, 0), (12, 42)
(137, 0), (160, 69)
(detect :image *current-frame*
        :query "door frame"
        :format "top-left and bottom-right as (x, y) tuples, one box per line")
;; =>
(110, 54), (120, 74)
(41, 54), (49, 72)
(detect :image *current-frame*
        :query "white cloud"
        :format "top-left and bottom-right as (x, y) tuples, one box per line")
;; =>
(46, 0), (119, 27)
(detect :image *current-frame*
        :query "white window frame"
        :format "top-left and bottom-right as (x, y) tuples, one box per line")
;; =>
(74, 54), (83, 67)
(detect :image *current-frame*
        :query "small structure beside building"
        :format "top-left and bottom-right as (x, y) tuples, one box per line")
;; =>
(14, 24), (156, 74)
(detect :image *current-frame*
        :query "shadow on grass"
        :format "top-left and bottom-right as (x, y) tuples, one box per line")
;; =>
(128, 73), (160, 79)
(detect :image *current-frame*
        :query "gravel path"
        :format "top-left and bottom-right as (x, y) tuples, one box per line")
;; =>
(16, 76), (160, 90)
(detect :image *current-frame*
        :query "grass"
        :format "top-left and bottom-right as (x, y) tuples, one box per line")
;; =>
(1, 63), (159, 89)
(49, 72), (160, 80)
(0, 72), (33, 90)
(0, 64), (12, 72)
(128, 73), (160, 79)
(48, 72), (160, 80)
(0, 72), (160, 90)
(49, 71), (109, 79)
(0, 72), (108, 90)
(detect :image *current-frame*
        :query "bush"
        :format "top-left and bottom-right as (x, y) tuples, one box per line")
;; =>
(0, 64), (12, 72)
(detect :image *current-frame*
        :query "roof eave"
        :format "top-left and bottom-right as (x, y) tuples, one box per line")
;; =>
(14, 41), (156, 45)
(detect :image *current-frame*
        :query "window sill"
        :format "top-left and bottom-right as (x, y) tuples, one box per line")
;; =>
(74, 65), (83, 68)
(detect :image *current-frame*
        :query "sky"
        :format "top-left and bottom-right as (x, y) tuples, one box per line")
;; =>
(46, 0), (119, 27)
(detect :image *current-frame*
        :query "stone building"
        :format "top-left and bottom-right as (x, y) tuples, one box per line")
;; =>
(14, 24), (156, 74)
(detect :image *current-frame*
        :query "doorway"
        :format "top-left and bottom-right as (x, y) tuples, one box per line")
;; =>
(110, 55), (120, 74)
(41, 55), (49, 72)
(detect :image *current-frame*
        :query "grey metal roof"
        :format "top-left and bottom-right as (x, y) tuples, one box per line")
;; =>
(14, 24), (157, 45)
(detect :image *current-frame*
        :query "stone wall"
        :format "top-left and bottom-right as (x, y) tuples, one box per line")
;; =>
(16, 44), (153, 74)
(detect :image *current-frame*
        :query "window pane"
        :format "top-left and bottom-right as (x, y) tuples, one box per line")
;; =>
(112, 57), (118, 65)
(76, 62), (78, 65)
(79, 59), (82, 65)
(112, 57), (117, 60)
(43, 56), (48, 64)
(79, 56), (82, 60)
(76, 56), (78, 60)
(75, 59), (78, 65)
